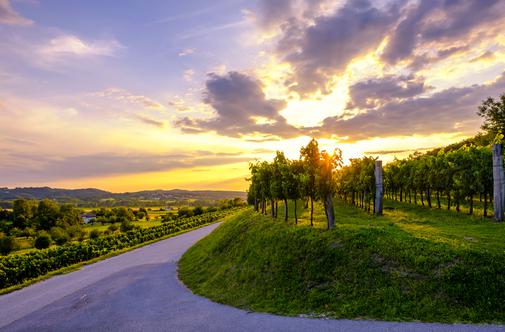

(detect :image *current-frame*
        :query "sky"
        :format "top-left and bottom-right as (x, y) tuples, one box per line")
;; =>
(0, 0), (504, 192)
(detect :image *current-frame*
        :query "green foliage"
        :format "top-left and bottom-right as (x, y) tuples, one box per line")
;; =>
(477, 93), (505, 136)
(177, 207), (194, 218)
(179, 207), (505, 323)
(49, 227), (70, 245)
(0, 208), (239, 290)
(382, 145), (494, 216)
(89, 229), (101, 240)
(34, 232), (52, 249)
(120, 221), (135, 232)
(0, 235), (16, 255)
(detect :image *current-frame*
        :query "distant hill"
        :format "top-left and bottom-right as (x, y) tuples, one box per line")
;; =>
(0, 187), (246, 204)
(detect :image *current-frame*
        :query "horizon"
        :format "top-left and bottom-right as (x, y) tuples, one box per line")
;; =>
(1, 0), (505, 191)
(0, 186), (246, 193)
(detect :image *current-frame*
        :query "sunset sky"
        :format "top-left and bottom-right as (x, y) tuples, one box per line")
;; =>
(1, 0), (505, 192)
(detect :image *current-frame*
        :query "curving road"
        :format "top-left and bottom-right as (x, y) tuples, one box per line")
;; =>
(0, 222), (503, 332)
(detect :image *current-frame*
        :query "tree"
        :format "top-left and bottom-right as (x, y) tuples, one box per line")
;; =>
(34, 232), (52, 249)
(300, 138), (320, 226)
(477, 94), (505, 136)
(36, 199), (60, 230)
(317, 149), (343, 229)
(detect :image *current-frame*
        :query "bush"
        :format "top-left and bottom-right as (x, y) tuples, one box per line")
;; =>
(193, 206), (204, 216)
(120, 221), (135, 232)
(34, 232), (52, 249)
(0, 235), (15, 255)
(50, 227), (70, 245)
(178, 207), (193, 218)
(89, 229), (101, 239)
(108, 224), (118, 232)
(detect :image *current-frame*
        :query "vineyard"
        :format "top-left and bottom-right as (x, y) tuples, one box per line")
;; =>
(248, 139), (505, 226)
(0, 208), (239, 290)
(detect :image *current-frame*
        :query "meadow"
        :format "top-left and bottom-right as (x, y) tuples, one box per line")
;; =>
(179, 199), (505, 323)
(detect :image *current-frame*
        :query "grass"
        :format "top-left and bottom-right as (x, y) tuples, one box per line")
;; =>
(178, 200), (505, 324)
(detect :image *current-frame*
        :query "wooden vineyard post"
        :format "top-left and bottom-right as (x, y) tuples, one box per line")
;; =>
(375, 160), (383, 216)
(493, 144), (504, 222)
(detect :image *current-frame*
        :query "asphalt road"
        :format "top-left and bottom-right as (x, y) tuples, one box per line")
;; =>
(0, 222), (503, 332)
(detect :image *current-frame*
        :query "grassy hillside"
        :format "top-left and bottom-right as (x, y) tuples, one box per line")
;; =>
(178, 201), (505, 323)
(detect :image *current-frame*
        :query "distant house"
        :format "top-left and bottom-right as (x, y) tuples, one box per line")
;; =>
(79, 213), (97, 224)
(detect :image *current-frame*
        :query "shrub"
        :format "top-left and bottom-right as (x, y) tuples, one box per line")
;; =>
(34, 232), (52, 249)
(0, 235), (15, 255)
(193, 206), (204, 216)
(108, 224), (119, 232)
(120, 221), (135, 232)
(50, 227), (70, 245)
(89, 229), (101, 239)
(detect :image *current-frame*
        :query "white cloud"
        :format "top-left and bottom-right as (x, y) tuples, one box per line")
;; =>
(38, 35), (122, 58)
(178, 48), (195, 56)
(94, 87), (165, 111)
(183, 69), (195, 82)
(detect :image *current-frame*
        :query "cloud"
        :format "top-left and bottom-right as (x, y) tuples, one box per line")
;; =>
(0, 0), (32, 25)
(382, 0), (505, 64)
(470, 51), (496, 63)
(175, 71), (299, 138)
(38, 35), (122, 58)
(183, 69), (195, 82)
(0, 150), (252, 182)
(256, 0), (293, 30)
(275, 0), (398, 96)
(315, 72), (505, 142)
(94, 88), (164, 111)
(347, 75), (430, 109)
(135, 114), (164, 128)
(178, 48), (195, 56)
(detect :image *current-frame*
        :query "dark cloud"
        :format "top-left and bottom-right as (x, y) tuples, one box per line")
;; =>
(382, 0), (504, 64)
(0, 151), (251, 183)
(315, 72), (505, 142)
(470, 51), (496, 63)
(0, 0), (32, 25)
(135, 114), (164, 128)
(257, 0), (293, 29)
(347, 75), (429, 109)
(276, 0), (399, 96)
(175, 71), (299, 139)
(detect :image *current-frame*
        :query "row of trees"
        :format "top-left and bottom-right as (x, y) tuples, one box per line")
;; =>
(383, 145), (493, 216)
(247, 139), (342, 229)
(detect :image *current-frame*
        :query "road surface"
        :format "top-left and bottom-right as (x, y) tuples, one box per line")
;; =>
(0, 222), (503, 332)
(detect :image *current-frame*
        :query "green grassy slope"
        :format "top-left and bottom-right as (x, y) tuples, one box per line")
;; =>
(178, 202), (505, 323)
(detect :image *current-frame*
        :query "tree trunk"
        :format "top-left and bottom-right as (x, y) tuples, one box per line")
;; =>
(310, 197), (314, 226)
(469, 195), (473, 215)
(493, 144), (504, 222)
(447, 192), (451, 210)
(374, 160), (383, 216)
(270, 199), (275, 219)
(294, 199), (298, 224)
(326, 193), (335, 229)
(484, 193), (488, 217)
(414, 190), (417, 204)
(426, 189), (432, 208)
(420, 191), (424, 206)
(436, 190), (441, 209)
(284, 198), (288, 222)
